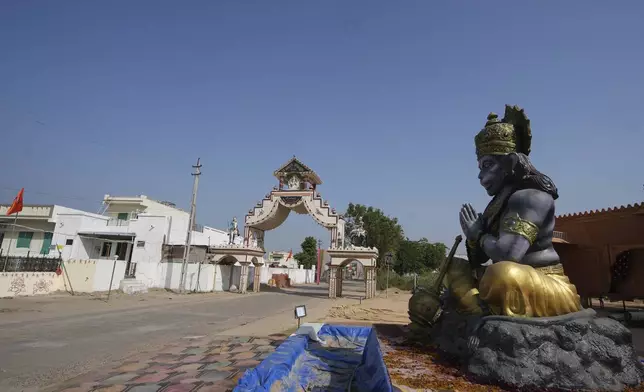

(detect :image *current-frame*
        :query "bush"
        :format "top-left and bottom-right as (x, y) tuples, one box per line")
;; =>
(376, 270), (437, 291)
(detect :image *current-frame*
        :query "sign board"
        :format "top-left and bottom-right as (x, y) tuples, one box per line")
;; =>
(384, 251), (394, 266)
(294, 305), (307, 319)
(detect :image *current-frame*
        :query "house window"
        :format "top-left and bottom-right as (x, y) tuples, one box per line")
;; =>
(100, 242), (113, 258)
(40, 232), (53, 255)
(65, 239), (73, 245)
(137, 241), (145, 248)
(16, 232), (33, 248)
(117, 213), (128, 221)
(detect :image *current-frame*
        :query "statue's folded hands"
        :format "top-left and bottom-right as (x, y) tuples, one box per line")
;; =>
(459, 203), (483, 242)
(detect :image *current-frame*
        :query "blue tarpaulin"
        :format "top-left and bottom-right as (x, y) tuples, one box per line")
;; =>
(234, 324), (393, 392)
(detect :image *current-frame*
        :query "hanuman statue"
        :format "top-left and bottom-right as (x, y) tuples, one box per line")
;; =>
(450, 105), (581, 318)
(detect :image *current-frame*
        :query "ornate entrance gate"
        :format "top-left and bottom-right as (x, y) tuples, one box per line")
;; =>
(208, 156), (378, 298)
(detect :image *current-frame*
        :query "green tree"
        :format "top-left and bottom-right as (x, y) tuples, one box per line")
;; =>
(294, 236), (318, 269)
(421, 239), (447, 271)
(344, 203), (405, 268)
(394, 237), (447, 275)
(394, 239), (424, 275)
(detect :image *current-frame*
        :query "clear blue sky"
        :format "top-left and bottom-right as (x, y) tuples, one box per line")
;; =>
(1, 1), (643, 252)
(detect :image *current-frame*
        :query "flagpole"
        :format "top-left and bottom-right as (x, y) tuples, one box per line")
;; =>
(3, 212), (19, 272)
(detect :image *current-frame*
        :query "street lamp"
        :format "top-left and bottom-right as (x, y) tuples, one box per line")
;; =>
(294, 305), (307, 328)
(384, 251), (394, 298)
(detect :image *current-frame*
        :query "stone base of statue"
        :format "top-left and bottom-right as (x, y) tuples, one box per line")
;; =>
(410, 291), (644, 392)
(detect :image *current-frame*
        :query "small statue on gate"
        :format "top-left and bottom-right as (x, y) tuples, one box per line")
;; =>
(348, 216), (367, 247)
(228, 217), (240, 244)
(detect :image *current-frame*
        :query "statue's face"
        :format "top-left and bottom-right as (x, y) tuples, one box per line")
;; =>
(478, 155), (507, 196)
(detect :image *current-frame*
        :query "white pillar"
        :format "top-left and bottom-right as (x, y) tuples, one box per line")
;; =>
(336, 268), (343, 297)
(239, 263), (250, 294)
(364, 266), (376, 299)
(253, 265), (261, 292)
(328, 266), (337, 298)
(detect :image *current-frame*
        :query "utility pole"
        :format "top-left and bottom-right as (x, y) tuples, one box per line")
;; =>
(179, 158), (202, 293)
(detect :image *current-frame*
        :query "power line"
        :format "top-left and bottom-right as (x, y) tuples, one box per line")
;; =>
(0, 103), (124, 151)
(1, 222), (155, 246)
(0, 186), (103, 203)
(1, 220), (220, 266)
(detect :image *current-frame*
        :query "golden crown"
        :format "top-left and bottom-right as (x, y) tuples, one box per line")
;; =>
(474, 105), (532, 159)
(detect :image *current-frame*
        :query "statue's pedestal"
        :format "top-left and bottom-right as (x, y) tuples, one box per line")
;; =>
(422, 306), (644, 391)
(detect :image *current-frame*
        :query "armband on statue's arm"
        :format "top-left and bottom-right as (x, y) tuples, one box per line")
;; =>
(500, 212), (539, 245)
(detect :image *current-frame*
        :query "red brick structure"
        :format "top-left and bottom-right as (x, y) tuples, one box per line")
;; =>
(554, 202), (644, 302)
(270, 273), (291, 288)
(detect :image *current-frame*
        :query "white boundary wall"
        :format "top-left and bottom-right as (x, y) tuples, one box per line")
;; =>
(0, 262), (317, 297)
(146, 264), (316, 293)
(0, 259), (128, 297)
(259, 266), (316, 285)
(133, 262), (215, 291)
(93, 259), (128, 291)
(134, 262), (253, 293)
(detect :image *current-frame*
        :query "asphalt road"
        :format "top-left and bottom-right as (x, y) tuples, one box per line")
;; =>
(0, 284), (339, 392)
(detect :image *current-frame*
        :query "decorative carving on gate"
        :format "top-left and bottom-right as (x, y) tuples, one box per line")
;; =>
(280, 196), (302, 205)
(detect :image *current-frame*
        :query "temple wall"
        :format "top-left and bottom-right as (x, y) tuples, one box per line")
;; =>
(555, 209), (644, 299)
(556, 210), (644, 247)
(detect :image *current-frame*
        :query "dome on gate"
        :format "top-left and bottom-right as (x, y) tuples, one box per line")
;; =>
(273, 156), (323, 186)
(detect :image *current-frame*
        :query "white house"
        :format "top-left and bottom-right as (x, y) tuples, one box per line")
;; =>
(0, 195), (232, 295)
(0, 204), (128, 295)
(267, 250), (299, 269)
(0, 204), (106, 259)
(89, 194), (229, 290)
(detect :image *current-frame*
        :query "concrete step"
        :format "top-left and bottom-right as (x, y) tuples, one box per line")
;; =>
(119, 279), (148, 294)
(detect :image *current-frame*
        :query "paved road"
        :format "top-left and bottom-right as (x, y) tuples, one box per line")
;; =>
(0, 284), (339, 392)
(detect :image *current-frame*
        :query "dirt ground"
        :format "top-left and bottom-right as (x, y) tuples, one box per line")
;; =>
(321, 291), (644, 392)
(0, 289), (240, 325)
(324, 288), (411, 325)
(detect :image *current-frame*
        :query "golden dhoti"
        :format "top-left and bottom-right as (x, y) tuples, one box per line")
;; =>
(446, 259), (582, 317)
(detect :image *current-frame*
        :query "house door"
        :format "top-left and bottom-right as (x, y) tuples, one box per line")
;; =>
(115, 242), (128, 261)
(117, 242), (135, 278)
(40, 232), (53, 255)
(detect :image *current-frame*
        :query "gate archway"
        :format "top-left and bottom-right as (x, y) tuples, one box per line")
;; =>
(208, 157), (378, 298)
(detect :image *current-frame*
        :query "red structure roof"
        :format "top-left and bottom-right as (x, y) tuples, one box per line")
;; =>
(557, 202), (644, 220)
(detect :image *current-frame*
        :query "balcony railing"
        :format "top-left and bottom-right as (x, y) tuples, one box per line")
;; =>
(553, 231), (568, 241)
(107, 218), (130, 227)
(0, 251), (61, 272)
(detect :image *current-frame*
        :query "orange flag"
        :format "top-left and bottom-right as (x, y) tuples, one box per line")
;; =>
(286, 249), (293, 261)
(6, 188), (24, 216)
